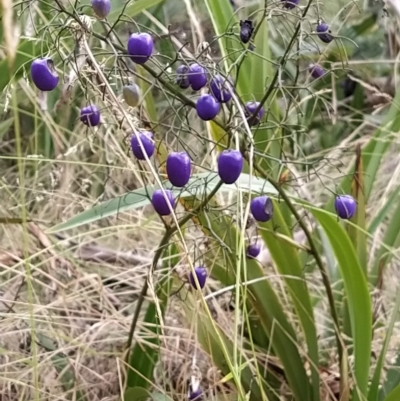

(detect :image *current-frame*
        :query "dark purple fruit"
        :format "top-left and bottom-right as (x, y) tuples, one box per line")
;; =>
(91, 0), (111, 19)
(127, 33), (153, 64)
(30, 57), (59, 91)
(334, 194), (356, 219)
(342, 76), (357, 98)
(166, 151), (191, 187)
(245, 101), (265, 126)
(246, 243), (261, 259)
(80, 105), (101, 126)
(176, 65), (190, 89)
(281, 0), (299, 8)
(189, 387), (202, 400)
(131, 131), (155, 160)
(189, 267), (207, 290)
(309, 64), (325, 79)
(188, 63), (208, 91)
(240, 20), (254, 44)
(210, 75), (233, 103)
(196, 94), (220, 121)
(316, 22), (333, 43)
(217, 149), (243, 184)
(151, 189), (175, 216)
(250, 196), (274, 222)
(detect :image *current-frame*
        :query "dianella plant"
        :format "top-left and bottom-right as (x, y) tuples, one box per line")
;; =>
(3, 0), (400, 401)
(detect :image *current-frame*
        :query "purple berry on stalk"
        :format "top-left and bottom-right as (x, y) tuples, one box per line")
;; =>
(196, 94), (220, 121)
(309, 64), (325, 79)
(334, 194), (357, 219)
(151, 189), (175, 216)
(189, 387), (203, 400)
(176, 65), (190, 89)
(245, 101), (265, 126)
(131, 131), (155, 160)
(188, 63), (208, 91)
(246, 243), (261, 259)
(240, 20), (254, 44)
(210, 75), (233, 103)
(166, 151), (191, 187)
(316, 22), (333, 43)
(91, 0), (111, 19)
(30, 57), (59, 91)
(127, 33), (153, 64)
(250, 196), (274, 222)
(217, 149), (243, 184)
(189, 267), (207, 290)
(80, 105), (101, 126)
(281, 0), (299, 8)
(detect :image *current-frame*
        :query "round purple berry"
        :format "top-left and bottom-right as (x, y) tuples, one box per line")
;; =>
(196, 94), (220, 121)
(217, 149), (243, 184)
(210, 75), (233, 103)
(334, 194), (357, 219)
(127, 33), (153, 64)
(189, 387), (203, 400)
(80, 105), (101, 127)
(281, 0), (299, 8)
(316, 22), (333, 43)
(30, 57), (59, 92)
(250, 196), (274, 223)
(309, 64), (325, 79)
(151, 189), (175, 216)
(123, 84), (141, 107)
(245, 101), (265, 126)
(189, 267), (207, 290)
(91, 0), (111, 19)
(166, 151), (191, 187)
(240, 20), (254, 44)
(176, 65), (190, 89)
(246, 243), (261, 259)
(131, 131), (155, 160)
(188, 63), (208, 91)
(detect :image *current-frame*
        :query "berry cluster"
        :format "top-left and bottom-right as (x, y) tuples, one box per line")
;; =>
(28, 0), (356, 299)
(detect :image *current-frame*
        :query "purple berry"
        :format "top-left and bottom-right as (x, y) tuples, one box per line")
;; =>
(240, 20), (254, 44)
(189, 267), (207, 290)
(188, 63), (208, 91)
(127, 33), (153, 65)
(131, 131), (155, 160)
(196, 94), (220, 121)
(245, 101), (265, 126)
(246, 243), (261, 259)
(189, 387), (203, 400)
(281, 0), (299, 8)
(166, 151), (191, 187)
(151, 189), (175, 216)
(309, 64), (325, 79)
(210, 75), (233, 103)
(176, 65), (190, 89)
(80, 105), (101, 126)
(334, 194), (357, 219)
(316, 22), (333, 43)
(91, 0), (111, 19)
(30, 57), (59, 92)
(217, 149), (243, 184)
(250, 196), (274, 223)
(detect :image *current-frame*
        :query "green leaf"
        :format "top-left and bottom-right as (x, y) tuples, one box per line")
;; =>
(258, 200), (320, 401)
(379, 352), (400, 401)
(124, 387), (151, 401)
(368, 290), (400, 401)
(310, 208), (372, 401)
(125, 276), (172, 389)
(382, 383), (400, 401)
(188, 200), (312, 401)
(0, 118), (14, 141)
(47, 173), (277, 233)
(36, 333), (87, 401)
(370, 197), (400, 286)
